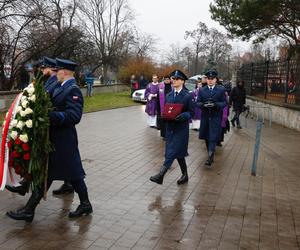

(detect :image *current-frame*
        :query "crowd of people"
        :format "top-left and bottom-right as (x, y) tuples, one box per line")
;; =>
(144, 69), (246, 185)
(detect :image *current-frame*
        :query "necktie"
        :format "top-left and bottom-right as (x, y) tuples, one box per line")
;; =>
(175, 91), (178, 96)
(209, 87), (213, 93)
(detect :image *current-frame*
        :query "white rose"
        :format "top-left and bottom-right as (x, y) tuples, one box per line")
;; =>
(28, 95), (36, 102)
(21, 96), (27, 102)
(20, 110), (27, 117)
(25, 120), (33, 128)
(16, 121), (25, 130)
(21, 100), (29, 108)
(23, 87), (28, 92)
(19, 134), (28, 143)
(10, 119), (18, 127)
(24, 108), (33, 115)
(10, 131), (18, 140)
(16, 106), (23, 114)
(27, 87), (35, 96)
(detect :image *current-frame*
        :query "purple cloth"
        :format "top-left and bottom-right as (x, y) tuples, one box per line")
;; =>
(158, 82), (165, 115)
(222, 105), (229, 128)
(145, 82), (159, 116)
(192, 88), (201, 120)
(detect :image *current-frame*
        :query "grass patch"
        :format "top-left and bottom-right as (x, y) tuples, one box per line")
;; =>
(0, 91), (139, 123)
(83, 90), (139, 113)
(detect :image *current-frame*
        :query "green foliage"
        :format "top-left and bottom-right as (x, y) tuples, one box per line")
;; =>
(28, 75), (53, 191)
(83, 91), (138, 113)
(210, 0), (300, 45)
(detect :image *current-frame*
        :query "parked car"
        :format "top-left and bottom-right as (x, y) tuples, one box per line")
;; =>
(185, 78), (197, 92)
(132, 89), (147, 103)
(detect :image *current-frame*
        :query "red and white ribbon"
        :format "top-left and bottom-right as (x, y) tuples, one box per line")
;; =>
(0, 94), (22, 190)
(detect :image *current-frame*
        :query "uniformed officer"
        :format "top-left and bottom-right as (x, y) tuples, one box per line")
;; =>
(7, 58), (92, 222)
(150, 70), (194, 185)
(42, 57), (75, 195)
(197, 70), (226, 166)
(5, 57), (75, 196)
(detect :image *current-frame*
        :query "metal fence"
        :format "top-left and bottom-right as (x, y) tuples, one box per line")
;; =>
(237, 59), (300, 107)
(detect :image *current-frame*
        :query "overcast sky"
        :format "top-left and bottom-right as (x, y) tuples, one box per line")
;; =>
(130, 0), (251, 56)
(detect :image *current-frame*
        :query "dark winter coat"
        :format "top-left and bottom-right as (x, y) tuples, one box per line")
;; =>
(164, 88), (194, 159)
(48, 78), (85, 181)
(197, 85), (227, 142)
(229, 85), (246, 111)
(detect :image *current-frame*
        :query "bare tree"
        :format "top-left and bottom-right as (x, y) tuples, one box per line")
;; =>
(130, 30), (156, 60)
(78, 0), (134, 82)
(184, 22), (209, 75)
(206, 28), (232, 68)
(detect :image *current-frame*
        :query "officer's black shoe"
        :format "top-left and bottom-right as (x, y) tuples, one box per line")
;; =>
(69, 192), (93, 218)
(217, 142), (222, 147)
(177, 161), (188, 185)
(52, 182), (74, 195)
(6, 188), (43, 222)
(205, 152), (214, 166)
(5, 180), (29, 196)
(6, 207), (34, 222)
(237, 125), (242, 129)
(177, 174), (188, 185)
(150, 165), (169, 185)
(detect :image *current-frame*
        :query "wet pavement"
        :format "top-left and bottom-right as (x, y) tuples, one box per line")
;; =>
(0, 105), (300, 250)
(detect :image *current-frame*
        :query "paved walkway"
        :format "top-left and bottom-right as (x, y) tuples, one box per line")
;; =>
(0, 106), (300, 250)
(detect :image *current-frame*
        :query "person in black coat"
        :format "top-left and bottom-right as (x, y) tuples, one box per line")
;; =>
(197, 70), (226, 166)
(150, 70), (194, 185)
(7, 59), (92, 222)
(229, 80), (246, 129)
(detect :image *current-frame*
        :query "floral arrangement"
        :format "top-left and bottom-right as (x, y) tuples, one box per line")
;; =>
(3, 76), (52, 191)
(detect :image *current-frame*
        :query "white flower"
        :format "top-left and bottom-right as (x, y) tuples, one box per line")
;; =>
(21, 96), (27, 102)
(20, 110), (27, 117)
(16, 121), (25, 130)
(16, 106), (23, 114)
(25, 120), (33, 128)
(24, 108), (33, 115)
(28, 83), (34, 88)
(28, 95), (36, 102)
(10, 131), (18, 140)
(19, 134), (28, 143)
(10, 119), (18, 127)
(21, 100), (29, 108)
(26, 87), (35, 96)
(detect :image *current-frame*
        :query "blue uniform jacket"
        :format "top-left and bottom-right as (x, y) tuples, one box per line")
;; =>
(44, 74), (59, 97)
(165, 88), (194, 159)
(197, 85), (226, 142)
(48, 78), (85, 181)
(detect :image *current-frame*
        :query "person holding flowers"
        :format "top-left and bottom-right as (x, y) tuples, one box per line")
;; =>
(6, 58), (92, 222)
(5, 57), (74, 196)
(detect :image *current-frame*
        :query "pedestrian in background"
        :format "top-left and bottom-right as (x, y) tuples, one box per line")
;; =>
(85, 71), (94, 97)
(145, 74), (159, 128)
(229, 80), (246, 129)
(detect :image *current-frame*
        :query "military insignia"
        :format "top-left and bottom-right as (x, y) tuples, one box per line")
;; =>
(72, 96), (79, 100)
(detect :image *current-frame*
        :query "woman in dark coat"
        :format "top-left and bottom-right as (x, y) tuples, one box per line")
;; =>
(229, 80), (246, 129)
(150, 70), (194, 185)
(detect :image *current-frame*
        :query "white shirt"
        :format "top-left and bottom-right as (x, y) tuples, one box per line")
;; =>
(61, 77), (75, 86)
(174, 88), (183, 96)
(208, 85), (215, 91)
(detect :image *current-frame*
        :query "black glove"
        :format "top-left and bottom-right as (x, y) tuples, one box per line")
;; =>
(203, 101), (216, 108)
(175, 114), (185, 122)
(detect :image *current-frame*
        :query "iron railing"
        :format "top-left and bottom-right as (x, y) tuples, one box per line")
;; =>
(237, 59), (300, 107)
